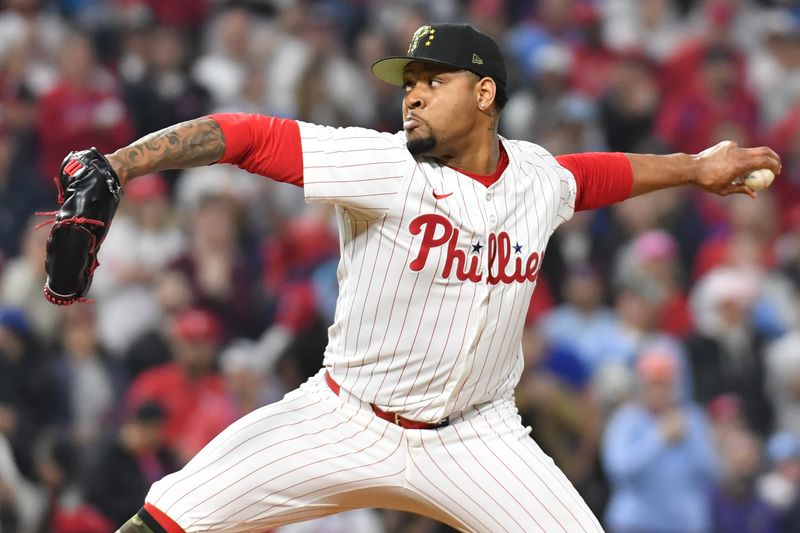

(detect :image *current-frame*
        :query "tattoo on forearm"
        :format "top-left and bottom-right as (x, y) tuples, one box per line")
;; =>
(110, 117), (225, 183)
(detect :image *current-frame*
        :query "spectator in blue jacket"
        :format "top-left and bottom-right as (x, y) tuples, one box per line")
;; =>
(602, 349), (718, 533)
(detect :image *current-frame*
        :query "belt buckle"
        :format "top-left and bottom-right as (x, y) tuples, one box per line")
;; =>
(394, 412), (401, 426)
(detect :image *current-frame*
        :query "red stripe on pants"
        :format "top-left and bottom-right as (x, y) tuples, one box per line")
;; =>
(143, 503), (185, 533)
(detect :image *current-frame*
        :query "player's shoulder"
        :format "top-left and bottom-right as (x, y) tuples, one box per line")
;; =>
(297, 120), (408, 150)
(503, 137), (562, 170)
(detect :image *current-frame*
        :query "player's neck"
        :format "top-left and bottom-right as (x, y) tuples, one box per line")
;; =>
(437, 131), (501, 175)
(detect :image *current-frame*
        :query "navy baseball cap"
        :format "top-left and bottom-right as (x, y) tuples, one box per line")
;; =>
(372, 23), (507, 89)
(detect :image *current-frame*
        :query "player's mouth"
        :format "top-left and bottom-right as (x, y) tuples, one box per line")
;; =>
(403, 115), (421, 132)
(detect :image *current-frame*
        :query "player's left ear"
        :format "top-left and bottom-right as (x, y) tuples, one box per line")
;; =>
(476, 76), (496, 112)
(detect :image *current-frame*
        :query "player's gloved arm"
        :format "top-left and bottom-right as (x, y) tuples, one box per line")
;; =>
(41, 118), (224, 306)
(625, 140), (781, 198)
(105, 114), (303, 186)
(105, 117), (226, 184)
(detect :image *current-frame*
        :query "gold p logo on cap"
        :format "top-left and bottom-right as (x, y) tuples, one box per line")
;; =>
(408, 25), (435, 54)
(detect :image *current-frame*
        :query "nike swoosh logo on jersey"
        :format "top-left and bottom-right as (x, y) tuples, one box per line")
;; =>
(432, 191), (453, 200)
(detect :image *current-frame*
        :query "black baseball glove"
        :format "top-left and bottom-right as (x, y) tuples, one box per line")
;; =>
(40, 148), (123, 305)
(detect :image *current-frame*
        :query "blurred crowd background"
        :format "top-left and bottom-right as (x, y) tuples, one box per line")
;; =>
(1, 0), (800, 531)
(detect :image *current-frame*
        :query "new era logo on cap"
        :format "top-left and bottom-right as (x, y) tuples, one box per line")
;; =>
(372, 23), (506, 90)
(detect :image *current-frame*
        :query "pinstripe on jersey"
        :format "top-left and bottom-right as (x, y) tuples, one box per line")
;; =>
(299, 122), (576, 423)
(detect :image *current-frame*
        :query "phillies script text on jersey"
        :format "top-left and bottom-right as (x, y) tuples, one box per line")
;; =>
(408, 213), (542, 284)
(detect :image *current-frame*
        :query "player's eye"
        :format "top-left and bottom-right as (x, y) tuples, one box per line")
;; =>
(402, 80), (414, 91)
(429, 78), (442, 87)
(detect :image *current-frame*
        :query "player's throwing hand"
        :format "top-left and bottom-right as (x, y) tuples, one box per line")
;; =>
(692, 140), (781, 198)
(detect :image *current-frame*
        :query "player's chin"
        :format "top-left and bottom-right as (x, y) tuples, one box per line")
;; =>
(406, 134), (437, 156)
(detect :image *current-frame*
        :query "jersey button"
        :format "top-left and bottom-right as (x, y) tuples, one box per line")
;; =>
(486, 191), (493, 201)
(489, 214), (497, 224)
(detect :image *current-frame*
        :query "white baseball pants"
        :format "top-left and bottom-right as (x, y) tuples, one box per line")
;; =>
(145, 370), (604, 532)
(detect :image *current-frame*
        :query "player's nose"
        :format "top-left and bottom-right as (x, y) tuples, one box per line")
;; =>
(403, 86), (424, 109)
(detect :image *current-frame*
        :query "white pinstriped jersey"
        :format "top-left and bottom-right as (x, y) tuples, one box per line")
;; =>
(300, 121), (577, 423)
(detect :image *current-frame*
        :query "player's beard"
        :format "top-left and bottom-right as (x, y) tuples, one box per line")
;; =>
(406, 134), (437, 156)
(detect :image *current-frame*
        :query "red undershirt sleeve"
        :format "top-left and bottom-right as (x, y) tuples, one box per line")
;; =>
(209, 113), (304, 187)
(555, 152), (633, 211)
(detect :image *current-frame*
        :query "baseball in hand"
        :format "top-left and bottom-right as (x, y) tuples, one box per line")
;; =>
(734, 169), (775, 191)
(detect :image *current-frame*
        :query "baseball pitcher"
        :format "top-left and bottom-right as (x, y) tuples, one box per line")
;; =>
(43, 23), (780, 533)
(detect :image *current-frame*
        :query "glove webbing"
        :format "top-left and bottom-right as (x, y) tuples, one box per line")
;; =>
(37, 160), (108, 305)
(41, 219), (105, 305)
(35, 214), (106, 230)
(38, 215), (105, 305)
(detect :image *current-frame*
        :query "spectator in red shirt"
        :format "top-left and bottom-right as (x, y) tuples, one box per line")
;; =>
(659, 0), (747, 97)
(766, 104), (800, 232)
(124, 308), (236, 465)
(656, 45), (758, 154)
(692, 193), (779, 282)
(569, 3), (620, 100)
(35, 33), (133, 179)
(114, 0), (209, 31)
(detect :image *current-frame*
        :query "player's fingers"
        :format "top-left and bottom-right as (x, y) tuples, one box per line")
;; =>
(742, 146), (775, 157)
(741, 146), (782, 174)
(722, 183), (757, 199)
(742, 186), (757, 200)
